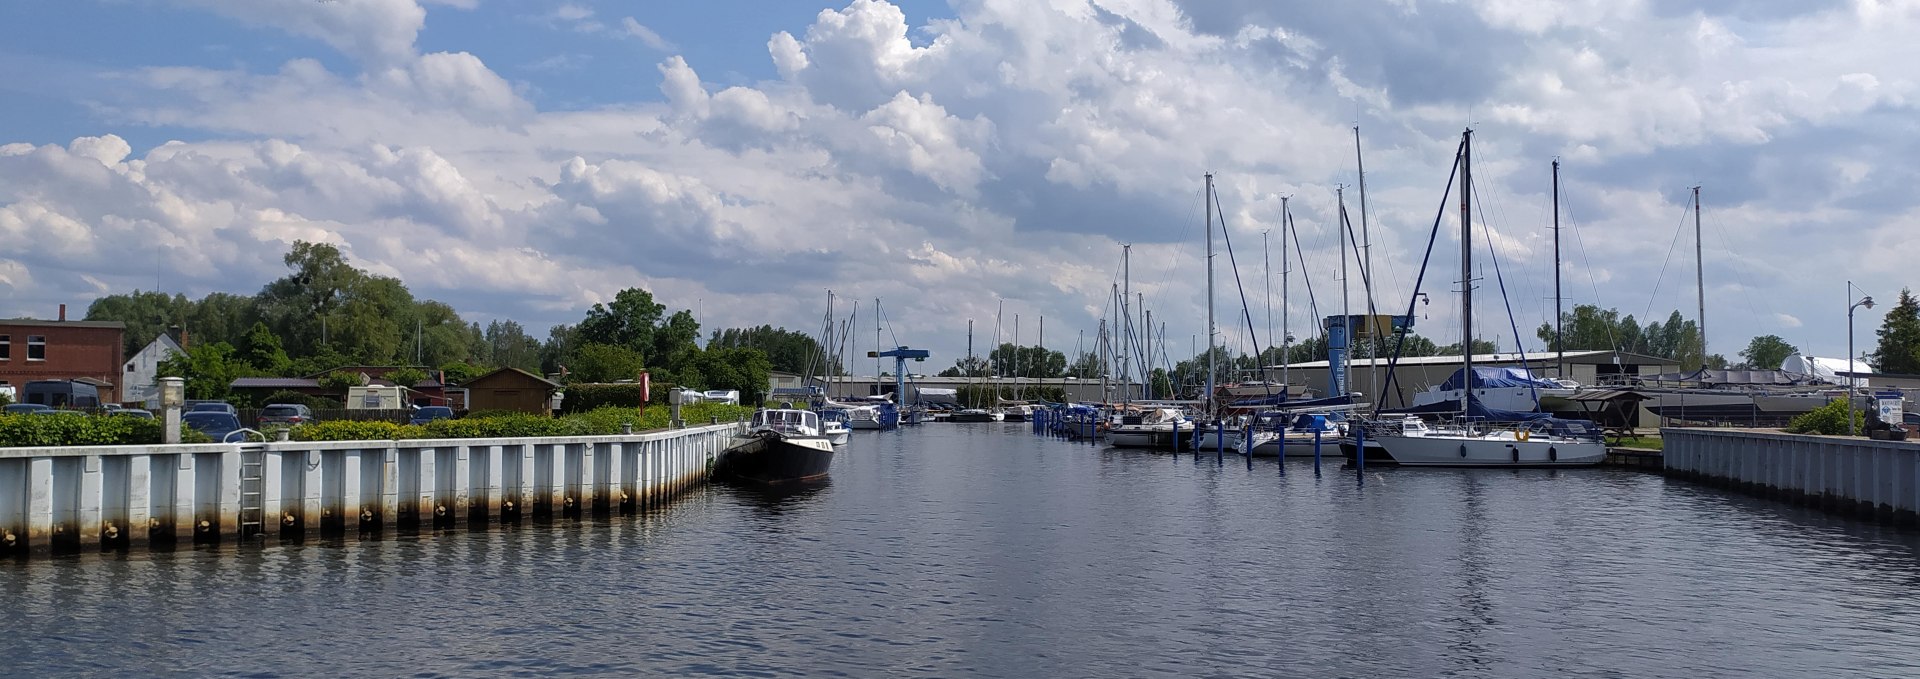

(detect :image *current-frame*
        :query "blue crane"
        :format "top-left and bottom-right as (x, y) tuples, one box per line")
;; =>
(868, 346), (930, 405)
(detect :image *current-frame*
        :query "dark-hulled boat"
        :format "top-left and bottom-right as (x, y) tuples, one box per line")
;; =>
(714, 409), (836, 484)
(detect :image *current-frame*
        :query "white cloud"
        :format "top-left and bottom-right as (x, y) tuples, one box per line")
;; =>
(621, 17), (677, 52)
(8, 0), (1920, 362)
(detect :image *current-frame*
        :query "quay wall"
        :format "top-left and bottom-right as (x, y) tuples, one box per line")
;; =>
(1663, 428), (1920, 524)
(0, 423), (739, 560)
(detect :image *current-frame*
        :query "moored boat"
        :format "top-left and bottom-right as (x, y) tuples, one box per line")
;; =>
(715, 409), (836, 484)
(1105, 406), (1196, 449)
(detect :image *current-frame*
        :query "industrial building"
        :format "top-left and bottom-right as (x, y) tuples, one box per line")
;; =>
(1266, 349), (1682, 410)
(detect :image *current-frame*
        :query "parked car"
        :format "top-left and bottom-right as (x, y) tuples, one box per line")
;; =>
(187, 401), (237, 414)
(183, 412), (246, 442)
(4, 403), (53, 415)
(408, 406), (454, 425)
(258, 404), (316, 427)
(23, 380), (100, 409)
(31, 409), (80, 416)
(113, 409), (155, 419)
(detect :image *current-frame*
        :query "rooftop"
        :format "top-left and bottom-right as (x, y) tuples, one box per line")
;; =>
(0, 319), (126, 329)
(1270, 349), (1675, 369)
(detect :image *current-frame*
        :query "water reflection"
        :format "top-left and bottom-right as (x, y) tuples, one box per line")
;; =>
(6, 428), (1920, 677)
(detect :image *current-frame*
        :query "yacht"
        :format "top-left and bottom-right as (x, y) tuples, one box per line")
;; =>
(715, 409), (836, 484)
(1105, 406), (1197, 449)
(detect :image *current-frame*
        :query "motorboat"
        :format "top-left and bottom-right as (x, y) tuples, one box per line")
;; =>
(949, 408), (1004, 423)
(714, 409), (836, 484)
(817, 408), (852, 446)
(1105, 406), (1196, 449)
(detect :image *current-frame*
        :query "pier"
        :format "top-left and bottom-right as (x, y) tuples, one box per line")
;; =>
(1663, 427), (1920, 525)
(0, 423), (738, 560)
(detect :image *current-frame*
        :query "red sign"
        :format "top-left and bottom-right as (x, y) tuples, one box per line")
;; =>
(640, 372), (650, 403)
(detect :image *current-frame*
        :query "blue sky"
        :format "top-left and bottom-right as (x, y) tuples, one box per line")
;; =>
(1, 0), (1916, 370)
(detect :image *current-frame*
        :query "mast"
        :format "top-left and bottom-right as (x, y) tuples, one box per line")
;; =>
(1013, 313), (1021, 401)
(1122, 246), (1132, 404)
(1693, 185), (1706, 367)
(1205, 173), (1217, 416)
(874, 298), (882, 390)
(1337, 186), (1352, 399)
(1460, 129), (1475, 418)
(1281, 196), (1292, 396)
(1355, 126), (1378, 407)
(1144, 308), (1154, 399)
(1552, 160), (1564, 377)
(1263, 228), (1272, 386)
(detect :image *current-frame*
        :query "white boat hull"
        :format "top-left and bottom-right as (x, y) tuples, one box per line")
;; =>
(847, 420), (884, 430)
(1369, 433), (1605, 467)
(827, 430), (851, 446)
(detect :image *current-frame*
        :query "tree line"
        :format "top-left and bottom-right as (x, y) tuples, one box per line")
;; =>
(84, 241), (826, 405)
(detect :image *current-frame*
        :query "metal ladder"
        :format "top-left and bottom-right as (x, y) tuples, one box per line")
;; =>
(237, 449), (267, 540)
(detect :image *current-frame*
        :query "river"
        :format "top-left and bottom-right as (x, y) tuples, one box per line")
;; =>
(5, 423), (1920, 677)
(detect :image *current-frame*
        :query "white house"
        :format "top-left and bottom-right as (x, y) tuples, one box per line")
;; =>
(123, 334), (183, 408)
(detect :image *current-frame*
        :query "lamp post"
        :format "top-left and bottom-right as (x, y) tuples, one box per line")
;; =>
(1847, 281), (1875, 436)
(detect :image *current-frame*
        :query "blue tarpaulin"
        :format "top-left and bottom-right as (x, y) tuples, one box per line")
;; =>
(1437, 367), (1560, 392)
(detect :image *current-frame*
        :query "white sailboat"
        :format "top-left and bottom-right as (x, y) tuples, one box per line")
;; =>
(1361, 130), (1606, 467)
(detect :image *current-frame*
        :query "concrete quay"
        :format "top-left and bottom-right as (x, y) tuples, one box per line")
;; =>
(0, 423), (739, 560)
(1662, 427), (1920, 525)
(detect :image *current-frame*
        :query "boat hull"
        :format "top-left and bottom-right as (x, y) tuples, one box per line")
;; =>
(715, 433), (836, 484)
(1105, 426), (1196, 449)
(1367, 434), (1605, 467)
(949, 412), (998, 423)
(827, 430), (851, 446)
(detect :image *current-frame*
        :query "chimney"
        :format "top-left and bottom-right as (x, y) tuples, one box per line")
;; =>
(58, 304), (66, 322)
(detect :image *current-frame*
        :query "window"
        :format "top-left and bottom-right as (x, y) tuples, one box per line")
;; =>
(26, 335), (45, 361)
(0, 335), (8, 360)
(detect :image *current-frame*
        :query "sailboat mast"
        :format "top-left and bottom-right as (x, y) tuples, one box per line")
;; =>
(1122, 246), (1132, 403)
(1693, 185), (1706, 366)
(1204, 173), (1217, 415)
(1355, 126), (1378, 406)
(1262, 228), (1272, 392)
(1552, 160), (1564, 377)
(1460, 129), (1475, 418)
(1014, 313), (1021, 401)
(1338, 187), (1351, 398)
(1144, 308), (1153, 399)
(1281, 196), (1292, 395)
(874, 298), (882, 387)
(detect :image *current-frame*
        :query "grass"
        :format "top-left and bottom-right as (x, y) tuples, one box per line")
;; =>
(1609, 435), (1663, 451)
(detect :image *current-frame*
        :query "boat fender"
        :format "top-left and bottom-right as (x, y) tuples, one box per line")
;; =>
(1548, 447), (1558, 462)
(1459, 444), (1468, 458)
(1510, 446), (1520, 463)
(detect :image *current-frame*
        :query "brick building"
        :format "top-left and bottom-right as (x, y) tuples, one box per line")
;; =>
(0, 312), (128, 404)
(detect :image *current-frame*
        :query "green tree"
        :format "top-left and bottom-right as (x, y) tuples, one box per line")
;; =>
(575, 288), (665, 354)
(1066, 351), (1103, 378)
(708, 325), (832, 375)
(651, 309), (702, 371)
(986, 343), (1066, 377)
(1436, 338), (1499, 356)
(85, 290), (191, 355)
(540, 324), (576, 375)
(386, 367), (428, 388)
(566, 343), (646, 383)
(485, 320), (543, 373)
(1872, 287), (1920, 374)
(241, 321), (291, 374)
(157, 342), (253, 400)
(939, 355), (990, 378)
(684, 347), (773, 404)
(438, 361), (487, 385)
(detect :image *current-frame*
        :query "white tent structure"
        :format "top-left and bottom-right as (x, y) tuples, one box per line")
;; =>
(1781, 353), (1870, 387)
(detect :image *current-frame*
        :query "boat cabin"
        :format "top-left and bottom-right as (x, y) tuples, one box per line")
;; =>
(752, 409), (821, 436)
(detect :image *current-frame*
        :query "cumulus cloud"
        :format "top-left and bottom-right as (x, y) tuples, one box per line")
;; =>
(7, 0), (1920, 361)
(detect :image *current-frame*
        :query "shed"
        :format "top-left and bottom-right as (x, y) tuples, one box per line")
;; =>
(464, 367), (562, 414)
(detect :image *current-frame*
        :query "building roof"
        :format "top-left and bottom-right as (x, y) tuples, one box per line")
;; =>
(466, 367), (562, 390)
(129, 334), (184, 362)
(230, 377), (323, 390)
(1268, 349), (1675, 370)
(0, 319), (126, 329)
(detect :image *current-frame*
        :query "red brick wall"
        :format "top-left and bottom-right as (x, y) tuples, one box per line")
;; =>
(0, 323), (126, 403)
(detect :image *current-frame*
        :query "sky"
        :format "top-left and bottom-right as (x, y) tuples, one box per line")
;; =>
(1, 0), (1916, 373)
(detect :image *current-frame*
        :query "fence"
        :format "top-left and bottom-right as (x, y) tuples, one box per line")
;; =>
(0, 422), (740, 560)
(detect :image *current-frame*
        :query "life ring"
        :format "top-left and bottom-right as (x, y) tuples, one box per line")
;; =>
(1516, 429), (1530, 442)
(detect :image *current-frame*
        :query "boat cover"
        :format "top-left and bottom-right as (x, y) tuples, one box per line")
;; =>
(1437, 367), (1561, 391)
(1228, 394), (1353, 409)
(1386, 395), (1554, 421)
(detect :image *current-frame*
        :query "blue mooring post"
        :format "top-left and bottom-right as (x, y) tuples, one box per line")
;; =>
(1214, 420), (1224, 464)
(1276, 417), (1286, 477)
(1355, 424), (1366, 484)
(1313, 429), (1323, 476)
(1243, 420), (1253, 470)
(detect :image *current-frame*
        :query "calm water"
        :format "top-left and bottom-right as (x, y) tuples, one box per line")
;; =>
(6, 425), (1920, 677)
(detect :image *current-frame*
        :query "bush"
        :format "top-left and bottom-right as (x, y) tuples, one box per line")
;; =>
(291, 420), (410, 442)
(0, 412), (165, 447)
(561, 383), (646, 413)
(1784, 398), (1865, 436)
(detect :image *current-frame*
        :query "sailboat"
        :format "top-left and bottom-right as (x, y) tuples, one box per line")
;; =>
(1358, 130), (1606, 467)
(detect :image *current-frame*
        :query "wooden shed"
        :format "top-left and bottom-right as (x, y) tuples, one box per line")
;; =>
(463, 368), (561, 414)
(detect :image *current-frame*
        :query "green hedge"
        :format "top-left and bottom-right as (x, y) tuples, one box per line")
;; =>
(286, 403), (756, 442)
(0, 413), (213, 447)
(560, 383), (646, 413)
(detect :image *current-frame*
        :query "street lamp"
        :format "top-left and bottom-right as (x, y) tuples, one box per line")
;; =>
(1847, 281), (1875, 436)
